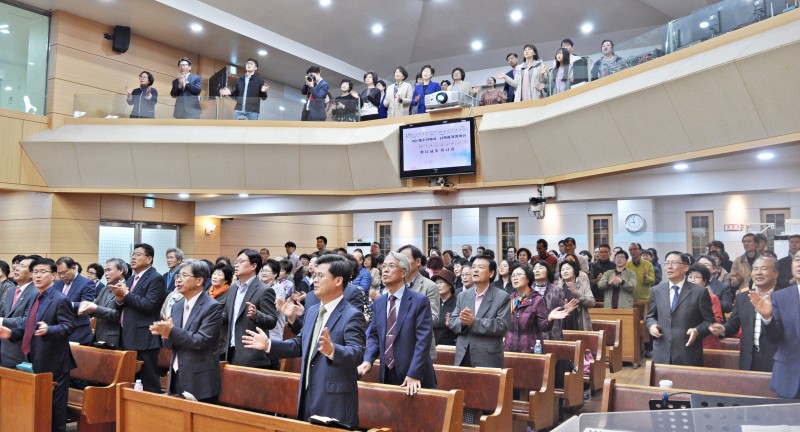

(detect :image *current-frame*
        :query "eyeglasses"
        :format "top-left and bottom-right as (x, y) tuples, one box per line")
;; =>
(87, 271), (97, 275)
(234, 259), (250, 265)
(312, 273), (328, 280)
(383, 263), (400, 271)
(131, 252), (145, 257)
(511, 273), (526, 279)
(664, 260), (685, 267)
(174, 273), (194, 280)
(32, 271), (53, 276)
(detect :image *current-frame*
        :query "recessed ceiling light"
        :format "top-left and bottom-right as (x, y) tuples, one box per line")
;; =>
(581, 22), (594, 34)
(3, 86), (11, 91)
(0, 25), (8, 29)
(28, 62), (34, 66)
(258, 49), (268, 56)
(673, 163), (688, 170)
(757, 151), (775, 161)
(371, 23), (383, 34)
(278, 105), (285, 111)
(319, 0), (331, 6)
(189, 23), (203, 33)
(471, 40), (483, 50)
(179, 193), (190, 199)
(0, 29), (9, 34)
(510, 10), (522, 22)
(238, 193), (249, 198)
(699, 21), (709, 29)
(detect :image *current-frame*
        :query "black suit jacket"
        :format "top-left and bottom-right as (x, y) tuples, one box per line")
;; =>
(92, 283), (121, 347)
(116, 267), (166, 351)
(10, 286), (77, 375)
(229, 74), (269, 113)
(165, 291), (223, 401)
(223, 277), (277, 367)
(777, 255), (794, 290)
(163, 269), (177, 294)
(53, 274), (95, 344)
(723, 290), (778, 371)
(0, 283), (39, 367)
(646, 281), (715, 366)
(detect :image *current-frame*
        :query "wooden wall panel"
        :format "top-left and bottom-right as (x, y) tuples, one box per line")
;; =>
(51, 193), (101, 221)
(0, 191), (52, 220)
(132, 197), (164, 223)
(0, 219), (52, 260)
(100, 195), (134, 221)
(0, 117), (23, 184)
(162, 200), (194, 225)
(181, 216), (222, 260)
(20, 121), (49, 187)
(50, 219), (100, 256)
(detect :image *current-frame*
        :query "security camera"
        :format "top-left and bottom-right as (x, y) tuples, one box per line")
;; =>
(529, 197), (547, 205)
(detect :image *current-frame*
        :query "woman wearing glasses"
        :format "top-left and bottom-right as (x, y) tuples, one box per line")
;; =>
(384, 66), (414, 118)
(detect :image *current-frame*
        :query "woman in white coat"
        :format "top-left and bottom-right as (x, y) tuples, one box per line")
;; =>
(503, 44), (549, 101)
(384, 66), (414, 118)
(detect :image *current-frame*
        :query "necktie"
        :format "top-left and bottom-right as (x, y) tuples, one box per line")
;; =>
(11, 287), (21, 309)
(121, 274), (141, 327)
(173, 303), (191, 372)
(306, 305), (327, 388)
(385, 295), (397, 369)
(671, 286), (679, 311)
(21, 293), (44, 355)
(62, 283), (71, 296)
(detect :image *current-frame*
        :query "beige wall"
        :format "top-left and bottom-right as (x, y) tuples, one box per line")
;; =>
(219, 214), (354, 260)
(0, 110), (49, 189)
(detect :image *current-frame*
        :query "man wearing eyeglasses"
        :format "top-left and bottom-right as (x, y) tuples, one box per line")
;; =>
(53, 256), (95, 345)
(0, 257), (76, 432)
(646, 251), (715, 366)
(219, 58), (269, 120)
(170, 56), (202, 119)
(113, 243), (166, 392)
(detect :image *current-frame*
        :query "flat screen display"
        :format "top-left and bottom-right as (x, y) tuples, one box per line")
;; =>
(399, 117), (476, 179)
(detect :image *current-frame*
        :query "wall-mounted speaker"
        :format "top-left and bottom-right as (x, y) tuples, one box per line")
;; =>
(112, 26), (131, 53)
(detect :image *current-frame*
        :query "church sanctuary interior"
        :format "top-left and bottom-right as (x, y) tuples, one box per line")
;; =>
(2, 0), (800, 431)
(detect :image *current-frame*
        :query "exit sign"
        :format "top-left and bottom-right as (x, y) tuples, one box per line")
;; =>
(724, 224), (742, 231)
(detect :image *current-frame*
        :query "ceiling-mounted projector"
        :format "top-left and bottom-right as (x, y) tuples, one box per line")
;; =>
(425, 91), (477, 111)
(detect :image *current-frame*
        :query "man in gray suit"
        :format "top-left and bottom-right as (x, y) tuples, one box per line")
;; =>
(646, 251), (715, 366)
(224, 248), (278, 368)
(78, 258), (125, 347)
(0, 255), (39, 367)
(449, 255), (511, 368)
(399, 245), (440, 358)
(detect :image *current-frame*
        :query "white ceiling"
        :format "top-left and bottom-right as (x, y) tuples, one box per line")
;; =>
(18, 0), (719, 86)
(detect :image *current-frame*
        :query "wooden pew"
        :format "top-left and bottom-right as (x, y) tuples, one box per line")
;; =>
(643, 360), (775, 397)
(590, 307), (641, 365)
(601, 378), (768, 413)
(563, 329), (606, 393)
(219, 364), (464, 432)
(590, 319), (623, 373)
(157, 347), (171, 390)
(504, 352), (557, 431)
(703, 349), (740, 370)
(542, 339), (584, 409)
(720, 337), (740, 350)
(359, 361), (512, 432)
(0, 367), (53, 432)
(67, 345), (137, 432)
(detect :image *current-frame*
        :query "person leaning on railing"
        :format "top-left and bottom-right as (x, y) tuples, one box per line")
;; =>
(125, 71), (158, 119)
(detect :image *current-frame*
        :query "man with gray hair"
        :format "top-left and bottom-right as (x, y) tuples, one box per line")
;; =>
(78, 258), (126, 347)
(164, 248), (185, 294)
(358, 252), (435, 395)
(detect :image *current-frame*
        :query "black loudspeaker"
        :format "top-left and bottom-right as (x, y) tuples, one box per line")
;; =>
(112, 26), (131, 53)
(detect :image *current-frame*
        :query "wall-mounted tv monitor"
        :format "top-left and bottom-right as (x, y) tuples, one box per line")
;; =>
(208, 66), (228, 98)
(399, 117), (476, 179)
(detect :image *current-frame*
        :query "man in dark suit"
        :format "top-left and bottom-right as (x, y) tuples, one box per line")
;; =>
(54, 256), (95, 345)
(78, 258), (125, 347)
(162, 247), (183, 294)
(113, 243), (166, 392)
(243, 254), (367, 428)
(777, 234), (799, 289)
(223, 248), (278, 368)
(359, 252), (435, 395)
(496, 52), (518, 102)
(449, 255), (511, 368)
(0, 257), (76, 432)
(151, 260), (223, 402)
(0, 255), (39, 367)
(710, 257), (780, 371)
(170, 56), (202, 119)
(301, 66), (329, 122)
(758, 250), (800, 398)
(646, 251), (715, 366)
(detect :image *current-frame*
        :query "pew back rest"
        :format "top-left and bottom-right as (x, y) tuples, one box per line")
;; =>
(542, 340), (583, 368)
(69, 345), (136, 385)
(435, 345), (456, 366)
(644, 360), (775, 397)
(563, 330), (605, 360)
(357, 382), (464, 432)
(282, 356), (303, 374)
(504, 353), (553, 394)
(0, 368), (53, 432)
(720, 338), (740, 350)
(219, 364), (299, 417)
(590, 321), (620, 348)
(703, 349), (740, 370)
(434, 365), (510, 412)
(601, 378), (767, 413)
(157, 347), (171, 370)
